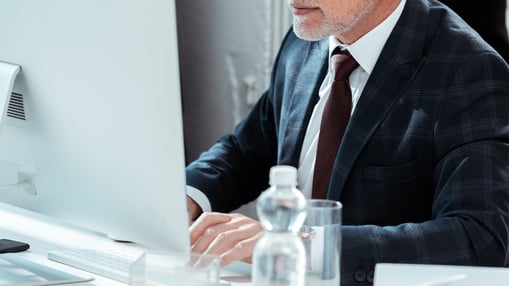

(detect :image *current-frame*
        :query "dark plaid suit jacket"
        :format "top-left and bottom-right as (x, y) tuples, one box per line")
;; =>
(186, 0), (509, 284)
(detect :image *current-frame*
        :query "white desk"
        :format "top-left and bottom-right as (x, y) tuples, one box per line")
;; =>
(5, 203), (509, 286)
(0, 203), (252, 285)
(374, 263), (509, 286)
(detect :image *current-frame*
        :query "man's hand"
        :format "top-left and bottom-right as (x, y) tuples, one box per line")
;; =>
(189, 212), (263, 266)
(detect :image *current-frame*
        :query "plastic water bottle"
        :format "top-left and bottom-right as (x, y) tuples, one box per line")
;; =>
(252, 165), (307, 286)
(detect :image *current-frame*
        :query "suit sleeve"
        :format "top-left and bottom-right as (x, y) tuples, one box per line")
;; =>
(184, 29), (300, 213)
(185, 92), (277, 212)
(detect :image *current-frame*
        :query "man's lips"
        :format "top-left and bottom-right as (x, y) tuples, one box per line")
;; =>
(290, 4), (319, 16)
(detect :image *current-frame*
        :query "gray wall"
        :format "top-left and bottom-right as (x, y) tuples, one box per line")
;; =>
(176, 0), (291, 164)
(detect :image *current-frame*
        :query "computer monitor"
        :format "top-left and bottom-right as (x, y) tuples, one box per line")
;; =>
(0, 0), (190, 253)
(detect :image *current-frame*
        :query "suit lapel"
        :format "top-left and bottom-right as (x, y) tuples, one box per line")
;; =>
(327, 0), (430, 200)
(278, 39), (328, 166)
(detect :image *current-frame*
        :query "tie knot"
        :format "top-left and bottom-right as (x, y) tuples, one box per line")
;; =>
(330, 50), (359, 81)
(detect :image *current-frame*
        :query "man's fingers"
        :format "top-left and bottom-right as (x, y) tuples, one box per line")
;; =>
(191, 221), (237, 253)
(189, 212), (264, 266)
(221, 231), (263, 266)
(204, 219), (261, 254)
(199, 217), (263, 264)
(191, 214), (258, 253)
(189, 212), (232, 245)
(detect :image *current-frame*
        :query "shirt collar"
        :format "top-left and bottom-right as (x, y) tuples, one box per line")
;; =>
(328, 0), (406, 75)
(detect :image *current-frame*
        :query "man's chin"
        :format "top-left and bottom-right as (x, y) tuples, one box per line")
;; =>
(292, 25), (327, 41)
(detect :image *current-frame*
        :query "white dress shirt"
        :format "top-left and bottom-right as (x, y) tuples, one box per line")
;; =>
(188, 0), (406, 211)
(298, 0), (406, 198)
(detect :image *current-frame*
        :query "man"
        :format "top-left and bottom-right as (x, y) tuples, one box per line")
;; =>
(186, 0), (509, 285)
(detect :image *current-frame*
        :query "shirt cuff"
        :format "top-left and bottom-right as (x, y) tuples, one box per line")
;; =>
(186, 185), (212, 213)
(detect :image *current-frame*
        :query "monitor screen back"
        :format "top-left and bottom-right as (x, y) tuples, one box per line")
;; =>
(0, 0), (190, 252)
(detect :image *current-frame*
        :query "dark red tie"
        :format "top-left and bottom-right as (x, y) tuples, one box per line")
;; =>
(312, 49), (359, 199)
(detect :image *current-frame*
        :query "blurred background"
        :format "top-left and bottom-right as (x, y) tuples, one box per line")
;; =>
(176, 0), (292, 164)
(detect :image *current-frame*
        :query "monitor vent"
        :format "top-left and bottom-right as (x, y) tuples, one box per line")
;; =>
(7, 92), (26, 120)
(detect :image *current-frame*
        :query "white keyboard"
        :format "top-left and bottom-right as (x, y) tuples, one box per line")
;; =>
(47, 248), (142, 283)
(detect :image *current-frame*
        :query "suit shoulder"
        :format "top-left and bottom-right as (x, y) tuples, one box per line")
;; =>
(426, 3), (505, 64)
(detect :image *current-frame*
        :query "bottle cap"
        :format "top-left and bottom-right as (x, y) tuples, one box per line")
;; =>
(269, 165), (297, 186)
